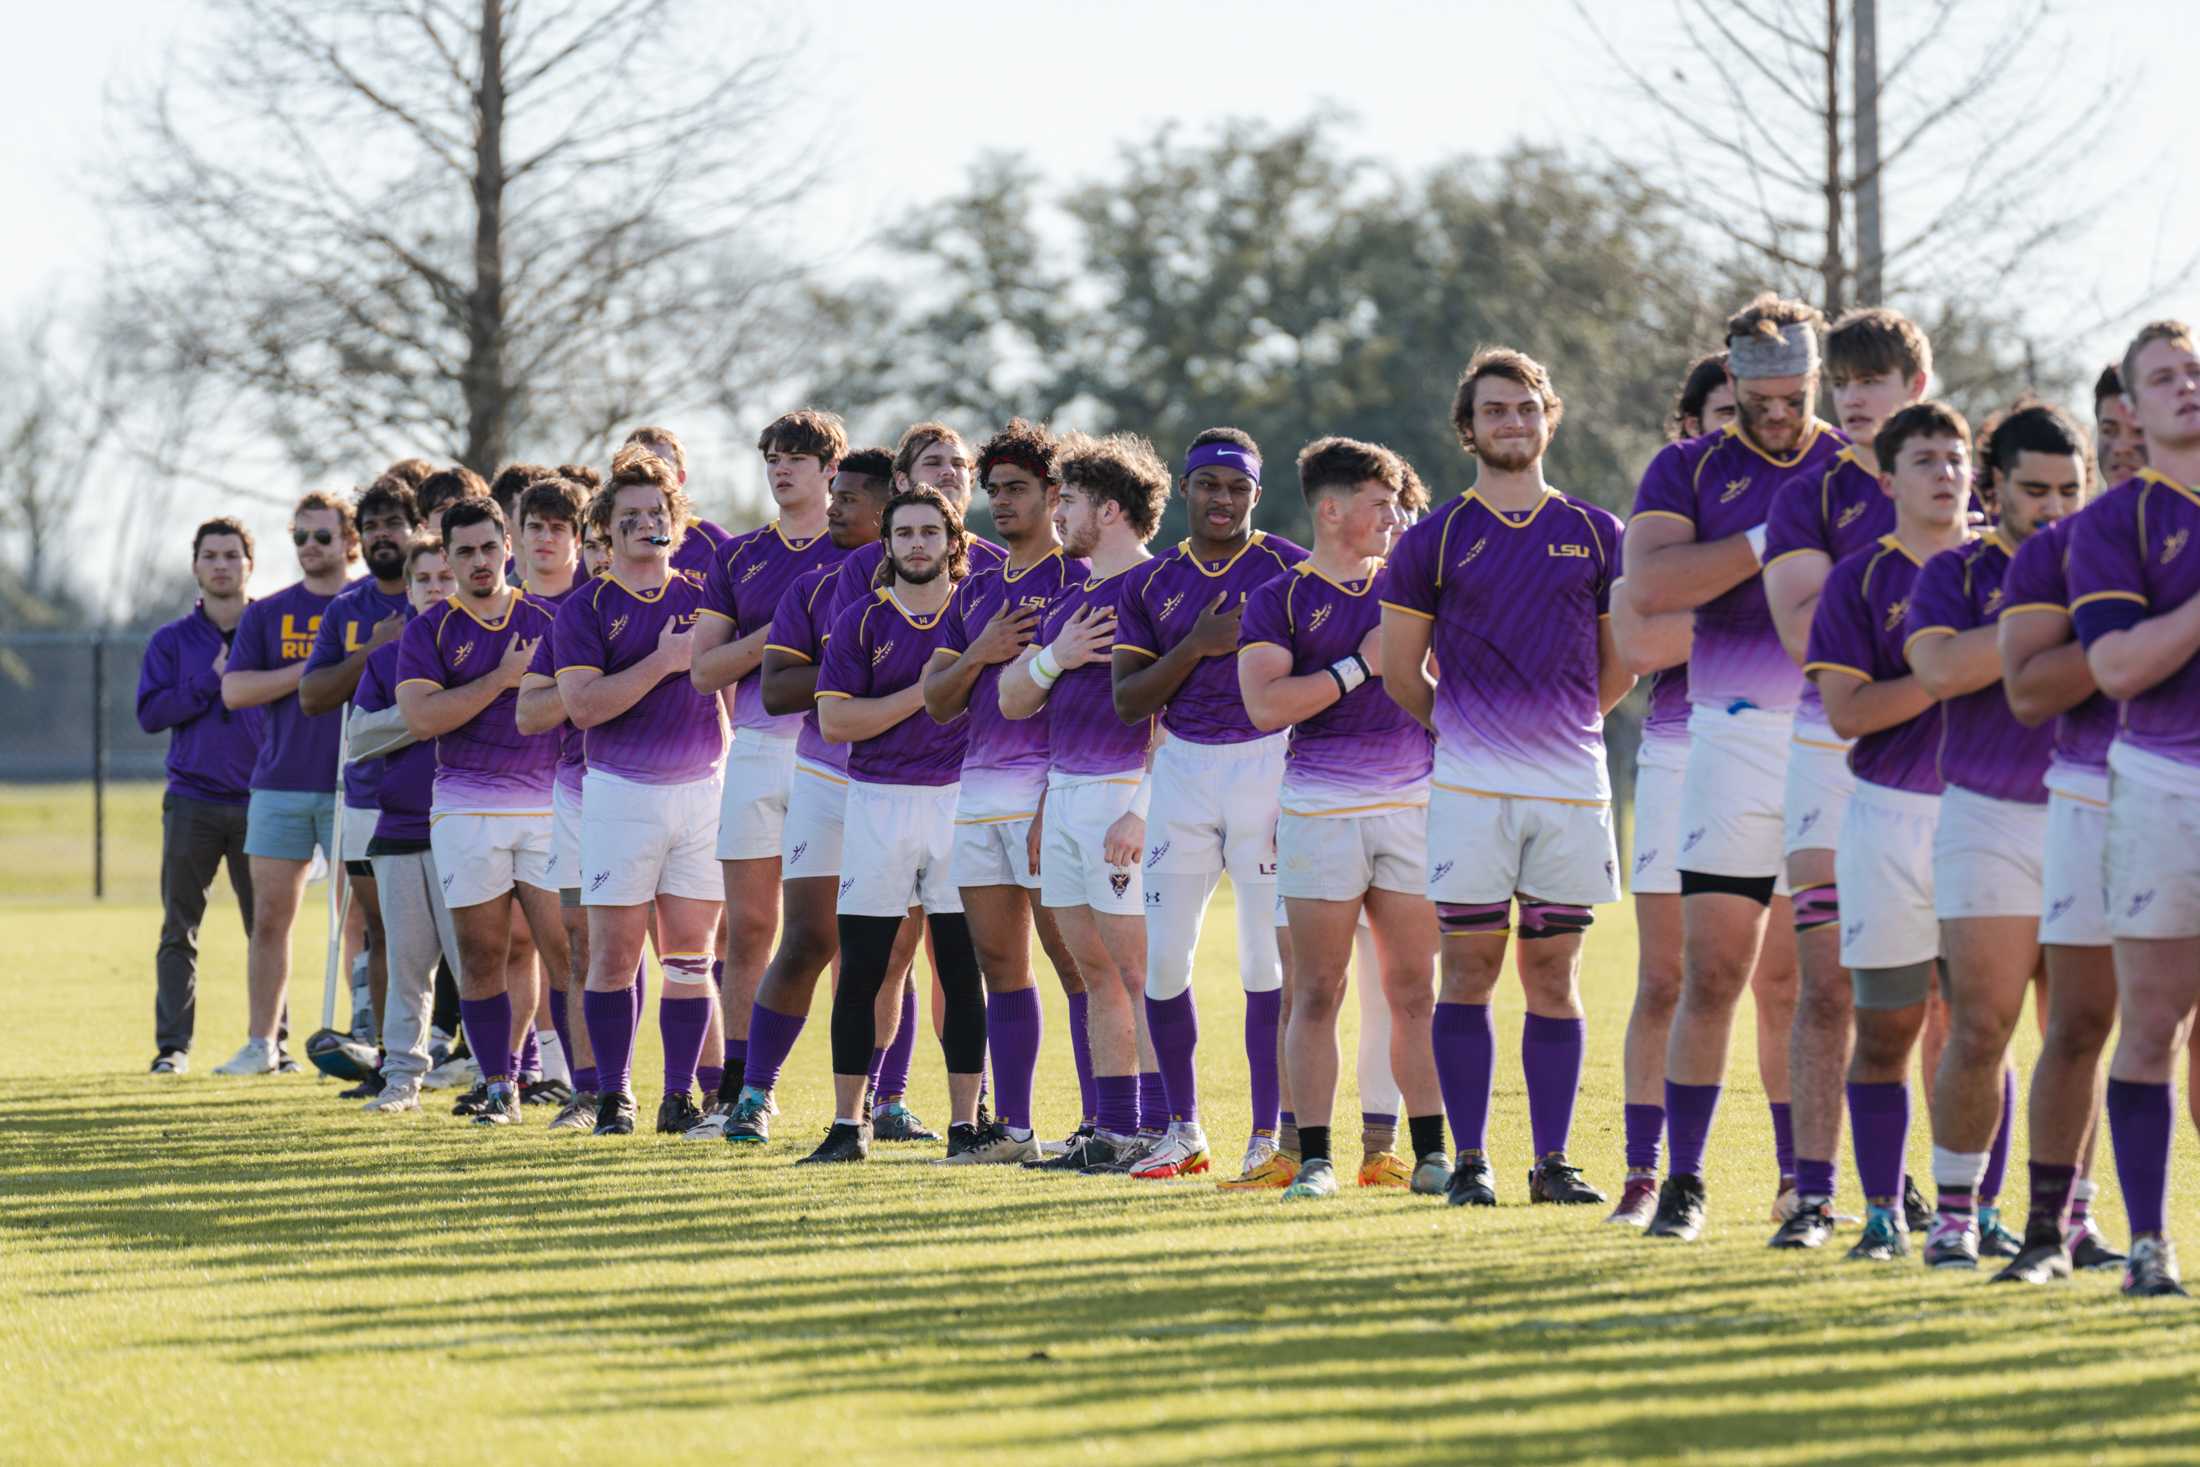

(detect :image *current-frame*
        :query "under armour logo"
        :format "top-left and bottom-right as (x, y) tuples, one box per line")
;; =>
(1681, 827), (1705, 852)
(1146, 840), (1170, 868)
(1145, 889), (1162, 906)
(1110, 871), (1131, 897)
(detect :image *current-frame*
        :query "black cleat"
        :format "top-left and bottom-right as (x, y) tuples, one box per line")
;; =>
(797, 1121), (870, 1165)
(656, 1092), (704, 1135)
(1845, 1208), (1908, 1263)
(1993, 1217), (2074, 1284)
(1769, 1197), (1837, 1250)
(2069, 1218), (2127, 1272)
(521, 1077), (572, 1107)
(1445, 1153), (1497, 1208)
(944, 1122), (987, 1159)
(1901, 1175), (1932, 1236)
(452, 1081), (491, 1117)
(1976, 1205), (2023, 1260)
(592, 1091), (638, 1136)
(1528, 1154), (1606, 1205)
(722, 1090), (773, 1144)
(1029, 1130), (1099, 1171)
(149, 1050), (188, 1075)
(1645, 1174), (1706, 1240)
(337, 1072), (386, 1100)
(474, 1084), (522, 1127)
(2123, 1236), (2187, 1297)
(872, 1102), (939, 1142)
(1073, 1131), (1150, 1174)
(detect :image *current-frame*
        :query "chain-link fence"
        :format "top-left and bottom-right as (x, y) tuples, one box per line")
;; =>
(1, 629), (164, 902)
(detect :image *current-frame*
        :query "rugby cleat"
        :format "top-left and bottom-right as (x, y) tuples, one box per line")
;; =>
(521, 1077), (572, 1108)
(1992, 1217), (2074, 1284)
(682, 1103), (731, 1139)
(547, 1090), (598, 1132)
(211, 1038), (280, 1077)
(1409, 1153), (1452, 1197)
(1236, 1134), (1280, 1177)
(1644, 1174), (1705, 1239)
(364, 1079), (422, 1114)
(591, 1091), (638, 1136)
(872, 1102), (939, 1143)
(1129, 1128), (1212, 1180)
(1042, 1122), (1096, 1159)
(1975, 1205), (2023, 1260)
(796, 1121), (870, 1165)
(1445, 1153), (1498, 1208)
(1767, 1198), (1837, 1250)
(1357, 1152), (1412, 1189)
(1901, 1175), (1932, 1236)
(1076, 1131), (1157, 1175)
(1606, 1175), (1659, 1229)
(337, 1073), (385, 1101)
(274, 1049), (302, 1075)
(149, 1051), (189, 1075)
(722, 1090), (772, 1145)
(941, 1122), (1041, 1165)
(1922, 1217), (1980, 1270)
(1218, 1150), (1298, 1191)
(1282, 1158), (1340, 1201)
(1528, 1154), (1606, 1205)
(451, 1081), (491, 1117)
(2123, 1236), (2187, 1298)
(1845, 1207), (1909, 1263)
(656, 1092), (705, 1135)
(2068, 1215), (2127, 1272)
(473, 1084), (522, 1127)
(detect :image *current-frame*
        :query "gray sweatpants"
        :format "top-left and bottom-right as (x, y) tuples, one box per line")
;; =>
(156, 793), (255, 1055)
(368, 847), (460, 1081)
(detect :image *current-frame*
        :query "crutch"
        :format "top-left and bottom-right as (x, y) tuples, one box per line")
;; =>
(320, 703), (354, 1034)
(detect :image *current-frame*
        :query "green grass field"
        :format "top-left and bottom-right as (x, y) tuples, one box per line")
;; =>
(6, 782), (2200, 1464)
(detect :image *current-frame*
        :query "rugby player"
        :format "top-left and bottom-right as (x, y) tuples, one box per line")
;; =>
(622, 425), (732, 576)
(1112, 428), (1307, 1183)
(922, 420), (1089, 1161)
(1383, 348), (1631, 1208)
(553, 447), (728, 1137)
(2068, 320), (2200, 1296)
(1000, 431), (1168, 1174)
(138, 518), (263, 1073)
(216, 491), (363, 1075)
(1801, 400), (1976, 1263)
(1240, 436), (1446, 1201)
(809, 486), (987, 1164)
(2096, 365), (2148, 484)
(1624, 295), (1846, 1238)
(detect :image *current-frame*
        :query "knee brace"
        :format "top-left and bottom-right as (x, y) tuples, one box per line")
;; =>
(1793, 882), (1839, 934)
(1516, 901), (1592, 941)
(661, 951), (714, 992)
(1437, 900), (1510, 935)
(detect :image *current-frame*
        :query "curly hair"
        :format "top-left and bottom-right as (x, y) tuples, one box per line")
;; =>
(381, 457), (435, 490)
(622, 425), (687, 481)
(1670, 351), (1729, 440)
(1058, 431), (1172, 541)
(874, 485), (970, 587)
(355, 473), (421, 530)
(592, 443), (694, 557)
(977, 418), (1059, 486)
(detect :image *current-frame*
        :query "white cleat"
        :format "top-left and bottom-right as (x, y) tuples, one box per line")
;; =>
(364, 1079), (422, 1113)
(1239, 1134), (1279, 1177)
(211, 1038), (279, 1076)
(683, 1105), (732, 1140)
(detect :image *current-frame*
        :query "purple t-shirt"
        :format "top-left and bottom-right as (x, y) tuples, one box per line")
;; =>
(766, 564), (851, 774)
(137, 603), (264, 805)
(1803, 537), (1941, 795)
(395, 593), (560, 809)
(230, 580), (345, 793)
(2070, 472), (2200, 775)
(1764, 447), (1892, 733)
(1042, 567), (1150, 779)
(551, 569), (725, 786)
(2001, 513), (2115, 789)
(1631, 421), (1847, 714)
(306, 577), (410, 808)
(1241, 562), (1433, 812)
(670, 517), (732, 578)
(816, 585), (969, 787)
(353, 639), (433, 845)
(1382, 491), (1621, 802)
(1115, 532), (1307, 744)
(1904, 534), (2050, 804)
(942, 550), (1085, 805)
(699, 521), (847, 737)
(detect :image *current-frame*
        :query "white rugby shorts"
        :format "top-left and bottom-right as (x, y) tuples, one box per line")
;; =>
(1277, 807), (1427, 902)
(2106, 766), (2200, 940)
(1835, 779), (1940, 969)
(838, 780), (963, 918)
(1629, 735), (1687, 896)
(1143, 734), (1284, 882)
(1426, 784), (1619, 908)
(1040, 773), (1145, 917)
(780, 758), (848, 881)
(548, 778), (583, 893)
(715, 731), (798, 861)
(431, 808), (554, 909)
(579, 767), (724, 906)
(2040, 783), (2110, 948)
(1783, 727), (1856, 858)
(1933, 784), (2046, 921)
(1677, 703), (1794, 889)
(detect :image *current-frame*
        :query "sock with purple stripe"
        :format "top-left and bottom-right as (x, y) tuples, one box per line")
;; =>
(658, 994), (710, 1098)
(1243, 988), (1282, 1137)
(986, 987), (1043, 1132)
(1431, 1002), (1495, 1154)
(1663, 1081), (1722, 1180)
(2028, 1161), (2077, 1232)
(459, 993), (515, 1084)
(1795, 1156), (1837, 1203)
(1097, 1074), (1139, 1137)
(1979, 1066), (2015, 1204)
(1145, 990), (1201, 1124)
(744, 1004), (806, 1097)
(1138, 1071), (1166, 1131)
(1769, 1100), (1795, 1182)
(1066, 992), (1096, 1124)
(1521, 1012), (1584, 1158)
(2106, 1077), (2174, 1236)
(1846, 1080), (1909, 1203)
(1280, 1109), (1300, 1156)
(582, 988), (637, 1098)
(877, 984), (917, 1100)
(1623, 1102), (1664, 1175)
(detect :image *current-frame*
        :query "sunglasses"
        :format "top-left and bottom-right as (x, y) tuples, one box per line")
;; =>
(292, 529), (335, 546)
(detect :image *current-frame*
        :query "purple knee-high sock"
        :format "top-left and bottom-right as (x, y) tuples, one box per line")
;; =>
(1796, 1156), (1837, 1202)
(547, 986), (572, 1069)
(697, 1064), (724, 1096)
(459, 993), (515, 1084)
(2107, 1078), (2174, 1236)
(878, 985), (918, 1099)
(1066, 992), (1096, 1124)
(1521, 1013), (1585, 1159)
(1846, 1080), (1909, 1204)
(1663, 1081), (1722, 1180)
(1145, 990), (1201, 1125)
(1138, 1071), (1166, 1131)
(744, 1005), (806, 1096)
(1769, 1100), (1795, 1181)
(659, 994), (710, 1098)
(517, 1028), (541, 1079)
(1243, 988), (1282, 1136)
(1432, 1002), (1496, 1154)
(986, 988), (1043, 1132)
(1623, 1103), (1664, 1173)
(1097, 1074), (1139, 1136)
(1979, 1066), (2016, 1204)
(582, 988), (637, 1098)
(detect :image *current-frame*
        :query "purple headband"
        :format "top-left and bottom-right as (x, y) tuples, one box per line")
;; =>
(1183, 442), (1261, 482)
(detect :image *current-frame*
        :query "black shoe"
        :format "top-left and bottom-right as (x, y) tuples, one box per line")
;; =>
(1445, 1153), (1497, 1208)
(1845, 1208), (1909, 1262)
(944, 1121), (989, 1159)
(1976, 1205), (2024, 1260)
(1901, 1174), (1931, 1235)
(723, 1090), (772, 1144)
(305, 1028), (379, 1082)
(274, 1049), (302, 1075)
(797, 1121), (870, 1165)
(1645, 1174), (1706, 1240)
(656, 1092), (704, 1135)
(1073, 1131), (1148, 1174)
(1029, 1130), (1099, 1171)
(1768, 1198), (1837, 1250)
(872, 1102), (939, 1142)
(1527, 1154), (1606, 1205)
(337, 1072), (387, 1100)
(521, 1077), (572, 1107)
(149, 1050), (188, 1075)
(592, 1091), (638, 1136)
(474, 1083), (522, 1127)
(1993, 1217), (2074, 1284)
(2123, 1236), (2186, 1297)
(2070, 1218), (2128, 1272)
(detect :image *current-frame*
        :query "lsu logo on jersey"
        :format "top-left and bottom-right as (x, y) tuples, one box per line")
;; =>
(1455, 536), (1488, 571)
(1306, 603), (1333, 633)
(1720, 477), (1751, 503)
(1157, 592), (1184, 622)
(2162, 529), (2188, 566)
(1547, 543), (1590, 559)
(279, 612), (323, 661)
(1836, 501), (1867, 531)
(872, 638), (894, 666)
(450, 640), (475, 668)
(1882, 597), (1908, 633)
(608, 613), (631, 641)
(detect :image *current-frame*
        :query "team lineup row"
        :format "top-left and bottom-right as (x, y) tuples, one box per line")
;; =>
(134, 300), (2200, 1295)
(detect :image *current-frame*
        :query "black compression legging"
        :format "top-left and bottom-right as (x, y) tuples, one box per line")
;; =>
(830, 912), (988, 1077)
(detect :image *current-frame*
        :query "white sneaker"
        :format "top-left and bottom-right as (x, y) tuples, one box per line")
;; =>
(423, 1055), (479, 1090)
(364, 1079), (422, 1113)
(212, 1038), (279, 1076)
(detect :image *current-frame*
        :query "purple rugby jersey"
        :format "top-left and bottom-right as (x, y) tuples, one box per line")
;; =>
(1641, 665), (1692, 745)
(669, 516), (732, 578)
(1041, 568), (1150, 779)
(395, 593), (560, 809)
(822, 535), (1008, 632)
(353, 639), (433, 844)
(1381, 491), (1622, 803)
(766, 564), (852, 775)
(1904, 532), (2050, 804)
(525, 634), (585, 796)
(1240, 562), (1432, 812)
(137, 602), (265, 805)
(1631, 421), (1848, 715)
(230, 579), (346, 793)
(699, 520), (848, 738)
(1115, 531), (1307, 744)
(816, 586), (969, 787)
(2000, 513), (2115, 790)
(941, 549), (1085, 808)
(552, 569), (726, 786)
(1763, 446), (1893, 734)
(2070, 471), (2200, 777)
(307, 577), (410, 809)
(1802, 537), (1943, 796)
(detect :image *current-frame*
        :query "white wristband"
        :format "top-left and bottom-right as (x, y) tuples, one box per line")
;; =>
(1745, 523), (1769, 564)
(1028, 645), (1063, 690)
(1328, 652), (1369, 696)
(1128, 772), (1153, 819)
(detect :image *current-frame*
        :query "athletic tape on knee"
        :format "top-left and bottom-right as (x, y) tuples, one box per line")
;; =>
(1437, 900), (1510, 934)
(1516, 902), (1592, 940)
(661, 951), (714, 991)
(1792, 882), (1839, 934)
